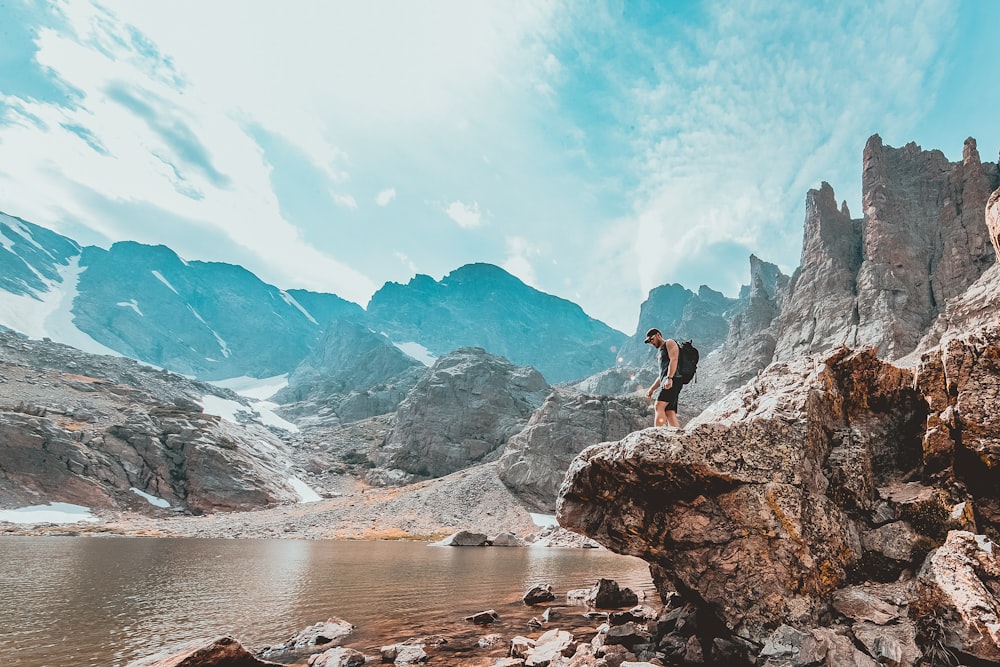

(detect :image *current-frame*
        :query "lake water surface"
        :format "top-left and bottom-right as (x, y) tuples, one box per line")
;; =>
(0, 537), (656, 666)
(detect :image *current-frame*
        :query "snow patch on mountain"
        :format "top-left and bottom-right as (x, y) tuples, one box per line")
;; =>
(212, 375), (289, 400)
(0, 256), (120, 356)
(200, 382), (299, 433)
(116, 299), (143, 316)
(151, 269), (179, 295)
(287, 477), (322, 503)
(394, 340), (436, 366)
(279, 290), (318, 325)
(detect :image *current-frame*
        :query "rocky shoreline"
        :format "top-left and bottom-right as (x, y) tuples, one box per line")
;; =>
(126, 579), (724, 667)
(0, 461), (598, 546)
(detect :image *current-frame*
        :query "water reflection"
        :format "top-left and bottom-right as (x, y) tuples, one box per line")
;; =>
(0, 537), (654, 667)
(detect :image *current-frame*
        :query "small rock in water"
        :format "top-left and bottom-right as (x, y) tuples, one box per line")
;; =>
(124, 636), (277, 666)
(439, 530), (490, 546)
(523, 583), (556, 605)
(465, 609), (500, 625)
(307, 646), (366, 667)
(392, 644), (428, 665)
(291, 617), (356, 648)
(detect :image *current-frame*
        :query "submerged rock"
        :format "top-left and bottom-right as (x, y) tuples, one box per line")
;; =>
(439, 529), (490, 546)
(125, 636), (280, 666)
(523, 584), (556, 605)
(307, 647), (366, 667)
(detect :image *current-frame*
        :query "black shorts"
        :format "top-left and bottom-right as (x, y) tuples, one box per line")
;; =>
(655, 382), (682, 412)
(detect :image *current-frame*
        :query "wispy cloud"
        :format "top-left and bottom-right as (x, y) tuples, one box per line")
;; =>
(333, 193), (358, 210)
(612, 0), (955, 301)
(502, 235), (542, 287)
(444, 200), (484, 229)
(0, 0), (987, 335)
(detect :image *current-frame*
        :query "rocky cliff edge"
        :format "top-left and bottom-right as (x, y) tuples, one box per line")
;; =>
(558, 315), (1000, 664)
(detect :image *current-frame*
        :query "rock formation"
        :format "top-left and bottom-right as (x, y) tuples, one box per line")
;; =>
(378, 348), (550, 479)
(851, 136), (998, 359)
(617, 283), (739, 369)
(272, 319), (425, 424)
(558, 318), (1000, 663)
(497, 388), (649, 510)
(679, 137), (1000, 422)
(0, 332), (301, 514)
(771, 182), (863, 361)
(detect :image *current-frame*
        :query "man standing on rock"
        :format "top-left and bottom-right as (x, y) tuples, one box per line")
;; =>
(644, 328), (681, 428)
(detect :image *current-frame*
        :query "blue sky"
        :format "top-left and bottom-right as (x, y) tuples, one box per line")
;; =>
(1, 0), (997, 333)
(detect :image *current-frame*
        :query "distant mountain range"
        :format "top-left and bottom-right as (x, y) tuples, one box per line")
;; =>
(0, 212), (650, 384)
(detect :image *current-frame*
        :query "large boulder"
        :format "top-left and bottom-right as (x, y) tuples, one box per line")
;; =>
(558, 334), (1000, 647)
(379, 348), (549, 478)
(125, 636), (279, 666)
(438, 530), (489, 546)
(497, 389), (649, 510)
(916, 531), (1000, 662)
(272, 319), (425, 424)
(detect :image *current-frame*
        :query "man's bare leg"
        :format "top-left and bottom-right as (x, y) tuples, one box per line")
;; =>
(654, 401), (668, 427)
(664, 410), (680, 428)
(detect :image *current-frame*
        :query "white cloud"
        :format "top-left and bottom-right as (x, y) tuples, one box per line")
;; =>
(0, 1), (381, 304)
(0, 0), (974, 340)
(502, 236), (541, 287)
(445, 200), (484, 229)
(394, 251), (418, 275)
(333, 193), (358, 210)
(621, 0), (952, 298)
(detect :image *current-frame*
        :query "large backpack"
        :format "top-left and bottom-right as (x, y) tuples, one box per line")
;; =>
(674, 339), (700, 384)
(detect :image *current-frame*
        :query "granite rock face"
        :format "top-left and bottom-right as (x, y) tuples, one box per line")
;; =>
(916, 530), (1000, 663)
(378, 348), (550, 479)
(0, 332), (300, 514)
(680, 137), (999, 422)
(558, 319), (1000, 659)
(988, 187), (1000, 258)
(772, 181), (863, 361)
(273, 319), (425, 424)
(617, 283), (738, 369)
(915, 326), (1000, 526)
(497, 388), (649, 511)
(853, 136), (998, 359)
